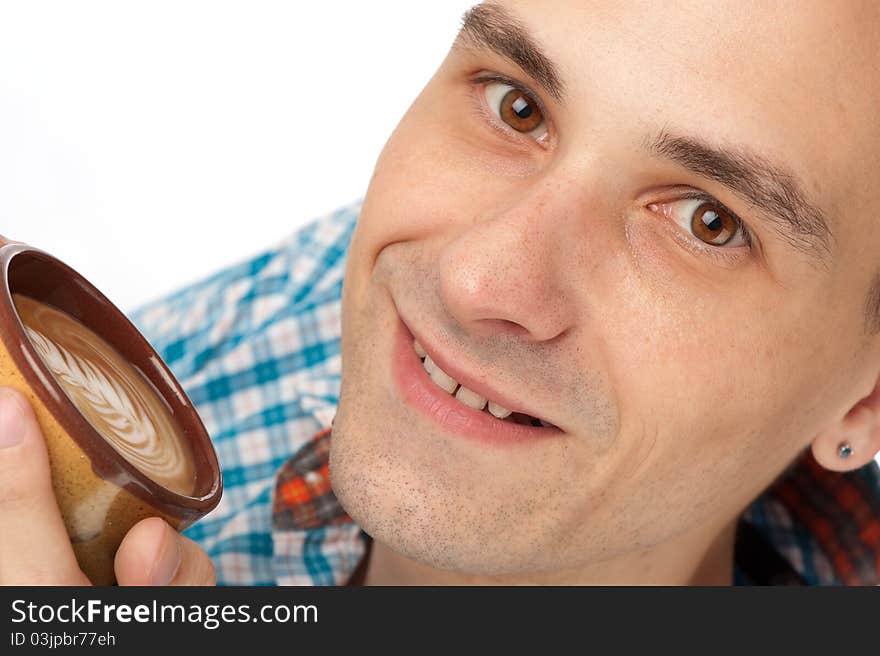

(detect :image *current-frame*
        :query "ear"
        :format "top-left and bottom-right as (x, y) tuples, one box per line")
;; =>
(811, 380), (880, 472)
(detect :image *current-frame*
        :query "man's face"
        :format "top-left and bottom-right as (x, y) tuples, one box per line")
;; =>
(330, 0), (880, 578)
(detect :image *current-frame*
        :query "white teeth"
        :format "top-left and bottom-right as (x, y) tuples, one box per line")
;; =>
(417, 340), (536, 423)
(428, 364), (459, 394)
(487, 400), (512, 419)
(454, 385), (487, 410)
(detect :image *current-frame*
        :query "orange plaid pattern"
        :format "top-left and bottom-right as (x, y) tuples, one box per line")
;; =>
(766, 450), (880, 585)
(272, 427), (353, 531)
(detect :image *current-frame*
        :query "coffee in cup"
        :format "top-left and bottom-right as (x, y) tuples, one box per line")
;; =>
(13, 293), (198, 497)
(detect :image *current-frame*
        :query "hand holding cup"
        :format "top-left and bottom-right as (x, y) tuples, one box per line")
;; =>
(0, 387), (216, 585)
(0, 236), (222, 584)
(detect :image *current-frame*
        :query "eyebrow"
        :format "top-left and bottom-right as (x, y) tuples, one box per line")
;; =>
(454, 3), (566, 103)
(455, 3), (834, 265)
(644, 130), (834, 263)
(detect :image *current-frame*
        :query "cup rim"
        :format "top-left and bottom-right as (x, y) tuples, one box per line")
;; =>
(0, 241), (222, 516)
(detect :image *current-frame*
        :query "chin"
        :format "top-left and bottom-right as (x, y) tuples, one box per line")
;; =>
(329, 409), (581, 579)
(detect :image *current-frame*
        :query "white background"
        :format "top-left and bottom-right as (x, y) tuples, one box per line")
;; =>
(0, 0), (475, 311)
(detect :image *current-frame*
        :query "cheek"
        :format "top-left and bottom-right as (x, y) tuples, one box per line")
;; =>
(601, 223), (825, 465)
(354, 94), (541, 245)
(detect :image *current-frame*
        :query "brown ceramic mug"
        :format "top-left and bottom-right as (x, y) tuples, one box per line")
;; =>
(0, 235), (222, 585)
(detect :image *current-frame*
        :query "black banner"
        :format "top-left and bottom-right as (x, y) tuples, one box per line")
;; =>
(1, 586), (877, 651)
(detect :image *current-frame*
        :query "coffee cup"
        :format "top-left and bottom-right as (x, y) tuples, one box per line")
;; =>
(0, 235), (222, 585)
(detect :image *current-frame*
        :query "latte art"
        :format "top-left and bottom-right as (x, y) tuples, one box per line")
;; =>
(14, 294), (197, 496)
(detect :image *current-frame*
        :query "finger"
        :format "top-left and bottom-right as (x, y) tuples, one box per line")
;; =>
(115, 517), (216, 586)
(0, 387), (89, 585)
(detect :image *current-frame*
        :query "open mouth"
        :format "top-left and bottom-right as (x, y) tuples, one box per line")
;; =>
(413, 338), (559, 430)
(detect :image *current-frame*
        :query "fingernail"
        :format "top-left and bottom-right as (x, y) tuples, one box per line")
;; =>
(151, 525), (181, 585)
(0, 388), (25, 449)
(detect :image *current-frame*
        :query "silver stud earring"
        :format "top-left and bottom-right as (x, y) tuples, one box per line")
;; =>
(837, 442), (853, 459)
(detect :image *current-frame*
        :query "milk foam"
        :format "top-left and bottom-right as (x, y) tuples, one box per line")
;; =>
(14, 294), (197, 496)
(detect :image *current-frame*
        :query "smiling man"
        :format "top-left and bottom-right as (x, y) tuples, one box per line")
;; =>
(1, 0), (879, 586)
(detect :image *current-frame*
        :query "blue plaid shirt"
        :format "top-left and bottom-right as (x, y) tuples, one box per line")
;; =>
(128, 199), (880, 586)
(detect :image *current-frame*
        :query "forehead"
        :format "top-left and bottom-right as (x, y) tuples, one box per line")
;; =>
(486, 0), (880, 240)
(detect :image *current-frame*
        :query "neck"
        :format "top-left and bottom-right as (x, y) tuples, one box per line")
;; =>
(362, 517), (738, 586)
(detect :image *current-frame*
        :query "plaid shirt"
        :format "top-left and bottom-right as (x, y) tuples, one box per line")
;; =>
(128, 199), (880, 586)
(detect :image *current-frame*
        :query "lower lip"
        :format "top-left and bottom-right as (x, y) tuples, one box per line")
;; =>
(391, 316), (564, 447)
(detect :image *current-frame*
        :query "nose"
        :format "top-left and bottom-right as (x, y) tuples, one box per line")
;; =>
(438, 190), (577, 343)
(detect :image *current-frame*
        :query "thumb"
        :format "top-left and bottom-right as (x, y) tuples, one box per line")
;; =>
(115, 517), (216, 586)
(0, 387), (89, 584)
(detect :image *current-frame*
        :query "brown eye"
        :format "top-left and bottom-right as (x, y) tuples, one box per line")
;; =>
(499, 89), (543, 132)
(691, 203), (738, 245)
(484, 81), (546, 138)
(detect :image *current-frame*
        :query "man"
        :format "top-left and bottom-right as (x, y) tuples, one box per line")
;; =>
(1, 0), (879, 585)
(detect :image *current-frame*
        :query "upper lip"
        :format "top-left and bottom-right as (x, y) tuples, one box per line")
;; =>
(400, 315), (555, 426)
